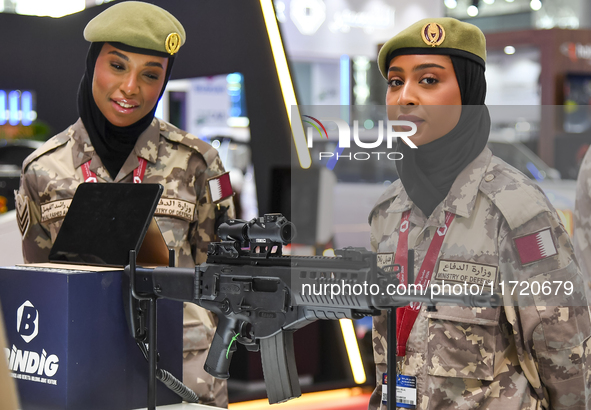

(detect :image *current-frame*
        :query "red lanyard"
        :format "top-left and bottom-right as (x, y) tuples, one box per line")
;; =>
(394, 209), (455, 357)
(81, 157), (147, 183)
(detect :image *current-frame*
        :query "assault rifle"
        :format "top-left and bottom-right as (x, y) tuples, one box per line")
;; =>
(125, 213), (497, 407)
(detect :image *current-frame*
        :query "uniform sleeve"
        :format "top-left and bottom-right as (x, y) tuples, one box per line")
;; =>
(574, 148), (591, 299)
(191, 154), (235, 265)
(499, 211), (591, 409)
(15, 166), (52, 263)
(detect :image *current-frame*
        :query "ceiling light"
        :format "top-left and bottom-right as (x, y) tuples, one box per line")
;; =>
(467, 5), (479, 16)
(444, 0), (458, 9)
(504, 46), (516, 54)
(530, 0), (542, 10)
(15, 0), (85, 17)
(482, 0), (494, 4)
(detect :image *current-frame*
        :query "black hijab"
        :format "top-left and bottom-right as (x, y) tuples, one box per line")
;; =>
(394, 54), (491, 217)
(77, 42), (175, 179)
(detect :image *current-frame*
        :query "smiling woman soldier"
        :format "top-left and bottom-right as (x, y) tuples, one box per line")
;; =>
(15, 1), (234, 407)
(368, 17), (591, 410)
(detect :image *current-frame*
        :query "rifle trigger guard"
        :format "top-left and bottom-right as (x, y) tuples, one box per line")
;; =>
(237, 321), (256, 346)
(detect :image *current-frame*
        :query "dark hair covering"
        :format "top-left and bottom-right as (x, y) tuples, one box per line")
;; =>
(77, 42), (175, 179)
(394, 54), (491, 217)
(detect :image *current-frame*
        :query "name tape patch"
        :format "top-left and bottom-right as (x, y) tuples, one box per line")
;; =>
(435, 260), (498, 286)
(41, 199), (72, 223)
(377, 253), (395, 271)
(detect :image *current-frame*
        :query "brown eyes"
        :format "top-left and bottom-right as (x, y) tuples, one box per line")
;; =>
(420, 77), (438, 85)
(108, 62), (160, 81)
(387, 77), (439, 87)
(388, 79), (403, 87)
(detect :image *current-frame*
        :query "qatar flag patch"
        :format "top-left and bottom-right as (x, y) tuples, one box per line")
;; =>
(207, 172), (234, 203)
(513, 228), (557, 265)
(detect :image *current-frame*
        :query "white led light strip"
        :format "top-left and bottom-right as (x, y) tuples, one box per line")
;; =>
(259, 0), (311, 169)
(339, 318), (367, 384)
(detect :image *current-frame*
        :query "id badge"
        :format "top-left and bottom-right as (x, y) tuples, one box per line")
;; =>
(381, 373), (388, 405)
(396, 374), (417, 409)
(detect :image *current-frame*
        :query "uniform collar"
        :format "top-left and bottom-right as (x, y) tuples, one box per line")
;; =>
(71, 118), (161, 180)
(387, 147), (493, 227)
(441, 147), (492, 218)
(132, 118), (161, 164)
(70, 118), (95, 169)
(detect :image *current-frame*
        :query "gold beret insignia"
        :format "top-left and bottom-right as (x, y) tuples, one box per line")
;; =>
(165, 33), (181, 55)
(421, 22), (445, 47)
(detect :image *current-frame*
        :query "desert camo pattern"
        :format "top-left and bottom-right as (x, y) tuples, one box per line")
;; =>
(574, 147), (591, 303)
(368, 147), (591, 410)
(16, 117), (234, 407)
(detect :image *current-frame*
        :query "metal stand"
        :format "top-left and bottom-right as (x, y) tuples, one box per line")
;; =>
(386, 249), (413, 410)
(129, 249), (165, 410)
(387, 307), (396, 410)
(148, 298), (157, 410)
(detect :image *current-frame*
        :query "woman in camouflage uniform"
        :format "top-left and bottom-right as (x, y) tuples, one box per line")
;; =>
(15, 2), (233, 407)
(369, 17), (591, 409)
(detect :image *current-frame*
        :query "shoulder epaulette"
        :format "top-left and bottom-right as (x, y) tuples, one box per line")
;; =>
(158, 119), (219, 167)
(479, 156), (552, 230)
(368, 180), (403, 224)
(22, 130), (71, 172)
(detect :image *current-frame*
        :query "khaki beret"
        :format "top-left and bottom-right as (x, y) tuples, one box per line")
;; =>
(378, 17), (486, 78)
(84, 1), (186, 56)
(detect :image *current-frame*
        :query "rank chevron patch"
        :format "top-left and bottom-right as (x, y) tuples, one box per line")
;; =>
(14, 191), (30, 237)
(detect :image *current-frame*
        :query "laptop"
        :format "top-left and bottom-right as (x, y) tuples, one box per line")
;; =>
(48, 183), (169, 267)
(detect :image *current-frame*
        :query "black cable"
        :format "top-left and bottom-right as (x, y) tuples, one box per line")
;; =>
(156, 368), (200, 403)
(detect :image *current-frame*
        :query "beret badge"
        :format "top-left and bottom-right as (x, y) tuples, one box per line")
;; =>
(421, 22), (445, 47)
(165, 33), (182, 55)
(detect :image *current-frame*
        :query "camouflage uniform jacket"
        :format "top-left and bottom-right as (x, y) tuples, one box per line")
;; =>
(368, 147), (591, 410)
(574, 147), (591, 301)
(16, 117), (234, 406)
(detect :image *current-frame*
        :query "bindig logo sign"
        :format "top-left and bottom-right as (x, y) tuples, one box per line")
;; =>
(17, 300), (38, 343)
(3, 301), (60, 385)
(303, 116), (417, 161)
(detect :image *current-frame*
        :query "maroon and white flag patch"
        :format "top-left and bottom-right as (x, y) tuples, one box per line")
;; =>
(513, 228), (557, 265)
(207, 172), (234, 203)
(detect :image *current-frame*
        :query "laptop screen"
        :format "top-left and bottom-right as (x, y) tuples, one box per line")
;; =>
(49, 183), (163, 267)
